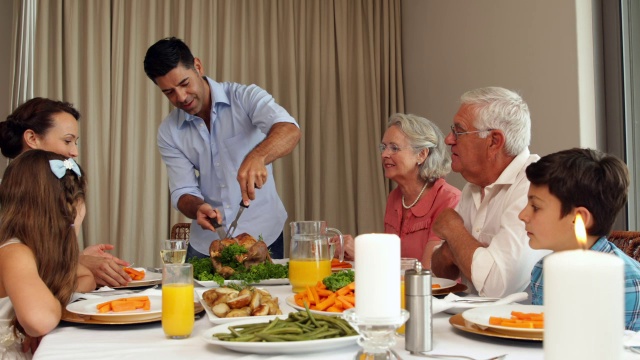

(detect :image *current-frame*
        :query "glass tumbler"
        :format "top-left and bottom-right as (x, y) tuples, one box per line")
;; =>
(162, 263), (194, 339)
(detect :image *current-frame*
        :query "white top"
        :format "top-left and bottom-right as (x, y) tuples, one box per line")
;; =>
(0, 239), (31, 360)
(456, 149), (551, 297)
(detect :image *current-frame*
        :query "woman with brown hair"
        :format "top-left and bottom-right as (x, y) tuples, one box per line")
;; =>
(0, 150), (95, 358)
(0, 97), (131, 287)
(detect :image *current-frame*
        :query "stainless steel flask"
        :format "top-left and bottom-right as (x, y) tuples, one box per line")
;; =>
(404, 261), (433, 353)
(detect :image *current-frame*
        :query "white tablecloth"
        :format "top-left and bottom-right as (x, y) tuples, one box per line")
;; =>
(30, 285), (630, 360)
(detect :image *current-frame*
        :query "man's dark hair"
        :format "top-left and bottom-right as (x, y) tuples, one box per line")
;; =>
(143, 37), (196, 82)
(525, 148), (629, 237)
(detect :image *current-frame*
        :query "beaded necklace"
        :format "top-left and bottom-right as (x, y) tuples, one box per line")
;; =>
(402, 181), (429, 209)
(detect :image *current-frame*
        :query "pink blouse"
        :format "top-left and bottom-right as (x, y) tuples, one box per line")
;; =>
(384, 178), (461, 262)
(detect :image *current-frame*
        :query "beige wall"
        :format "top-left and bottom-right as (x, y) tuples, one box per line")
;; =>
(0, 0), (13, 177)
(402, 0), (602, 190)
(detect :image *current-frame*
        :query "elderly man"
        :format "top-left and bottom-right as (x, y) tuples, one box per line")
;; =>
(431, 87), (549, 297)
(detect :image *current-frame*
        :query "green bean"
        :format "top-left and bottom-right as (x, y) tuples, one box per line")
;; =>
(212, 310), (357, 342)
(262, 316), (282, 332)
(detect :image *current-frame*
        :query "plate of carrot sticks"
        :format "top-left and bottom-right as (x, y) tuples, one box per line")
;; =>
(66, 295), (162, 322)
(461, 304), (544, 335)
(286, 281), (355, 316)
(113, 268), (162, 289)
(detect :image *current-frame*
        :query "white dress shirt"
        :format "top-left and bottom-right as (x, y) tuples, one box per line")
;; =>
(456, 149), (551, 297)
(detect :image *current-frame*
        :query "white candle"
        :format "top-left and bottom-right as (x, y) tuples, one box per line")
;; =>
(354, 233), (400, 320)
(544, 215), (624, 359)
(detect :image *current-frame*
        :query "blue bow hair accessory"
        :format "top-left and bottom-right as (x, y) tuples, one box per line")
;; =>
(49, 158), (82, 178)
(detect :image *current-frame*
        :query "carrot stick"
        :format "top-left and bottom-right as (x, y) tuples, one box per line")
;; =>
(316, 294), (337, 311)
(310, 286), (321, 305)
(336, 282), (354, 296)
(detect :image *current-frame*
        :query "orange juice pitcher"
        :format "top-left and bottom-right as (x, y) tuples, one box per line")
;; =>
(288, 221), (344, 293)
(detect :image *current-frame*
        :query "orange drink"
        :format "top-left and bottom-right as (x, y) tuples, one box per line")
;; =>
(162, 283), (194, 338)
(162, 263), (194, 339)
(289, 258), (331, 293)
(398, 277), (406, 334)
(398, 258), (416, 335)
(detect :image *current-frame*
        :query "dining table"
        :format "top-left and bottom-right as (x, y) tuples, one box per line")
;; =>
(31, 284), (637, 360)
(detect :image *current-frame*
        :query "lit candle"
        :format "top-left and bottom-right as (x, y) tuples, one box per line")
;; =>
(544, 214), (624, 360)
(354, 233), (400, 319)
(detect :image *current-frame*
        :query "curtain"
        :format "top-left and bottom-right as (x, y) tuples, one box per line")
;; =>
(23, 0), (404, 266)
(10, 0), (36, 108)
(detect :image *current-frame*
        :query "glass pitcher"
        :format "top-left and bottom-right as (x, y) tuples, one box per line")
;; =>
(288, 221), (344, 293)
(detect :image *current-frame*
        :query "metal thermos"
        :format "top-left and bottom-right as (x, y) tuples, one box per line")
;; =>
(404, 261), (433, 353)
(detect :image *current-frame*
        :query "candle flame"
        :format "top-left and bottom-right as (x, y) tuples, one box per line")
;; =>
(574, 213), (587, 250)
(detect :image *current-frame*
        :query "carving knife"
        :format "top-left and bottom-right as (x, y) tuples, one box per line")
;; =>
(209, 217), (228, 240)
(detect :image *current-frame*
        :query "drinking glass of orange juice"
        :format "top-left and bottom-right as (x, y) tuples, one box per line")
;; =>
(289, 221), (344, 293)
(398, 258), (418, 335)
(162, 263), (194, 339)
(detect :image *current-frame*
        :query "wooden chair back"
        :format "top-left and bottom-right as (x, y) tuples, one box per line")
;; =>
(170, 222), (191, 243)
(609, 230), (640, 262)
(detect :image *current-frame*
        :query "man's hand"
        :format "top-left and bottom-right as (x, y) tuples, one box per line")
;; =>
(430, 241), (460, 280)
(432, 208), (481, 281)
(196, 203), (223, 231)
(78, 254), (131, 287)
(237, 154), (267, 205)
(235, 122), (301, 205)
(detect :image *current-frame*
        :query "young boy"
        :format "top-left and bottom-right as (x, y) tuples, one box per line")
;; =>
(519, 148), (640, 331)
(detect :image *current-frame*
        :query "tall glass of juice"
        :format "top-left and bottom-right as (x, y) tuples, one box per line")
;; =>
(289, 221), (344, 293)
(398, 258), (417, 335)
(162, 263), (194, 339)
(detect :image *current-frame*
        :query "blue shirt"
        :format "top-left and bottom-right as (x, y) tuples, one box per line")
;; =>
(531, 236), (640, 330)
(157, 78), (298, 254)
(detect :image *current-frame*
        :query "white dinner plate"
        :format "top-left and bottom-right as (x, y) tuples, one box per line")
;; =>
(201, 315), (358, 354)
(285, 295), (344, 316)
(461, 304), (544, 335)
(195, 278), (290, 288)
(195, 288), (281, 324)
(432, 277), (456, 290)
(66, 294), (162, 322)
(113, 269), (162, 289)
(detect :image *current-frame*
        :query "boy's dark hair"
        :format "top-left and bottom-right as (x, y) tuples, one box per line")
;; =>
(143, 37), (195, 82)
(525, 148), (629, 237)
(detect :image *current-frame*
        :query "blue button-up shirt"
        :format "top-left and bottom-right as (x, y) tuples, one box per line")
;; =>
(157, 78), (298, 254)
(531, 236), (640, 330)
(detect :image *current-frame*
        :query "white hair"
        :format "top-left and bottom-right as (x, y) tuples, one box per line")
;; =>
(460, 87), (531, 156)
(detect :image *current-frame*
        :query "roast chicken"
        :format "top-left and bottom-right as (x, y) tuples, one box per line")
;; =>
(209, 233), (272, 279)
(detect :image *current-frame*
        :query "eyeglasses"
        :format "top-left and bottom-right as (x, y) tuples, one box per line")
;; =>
(449, 125), (494, 140)
(378, 143), (410, 154)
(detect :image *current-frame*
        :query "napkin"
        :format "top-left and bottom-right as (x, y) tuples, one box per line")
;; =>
(624, 330), (640, 347)
(432, 292), (529, 314)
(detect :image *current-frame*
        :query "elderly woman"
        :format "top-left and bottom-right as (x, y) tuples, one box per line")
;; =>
(339, 113), (460, 269)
